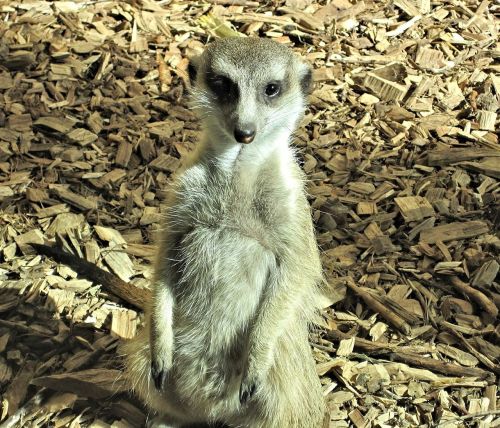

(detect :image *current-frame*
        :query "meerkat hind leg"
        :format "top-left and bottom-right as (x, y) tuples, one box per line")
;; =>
(236, 327), (324, 428)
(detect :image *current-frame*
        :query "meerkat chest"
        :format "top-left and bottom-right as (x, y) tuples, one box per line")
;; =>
(176, 163), (296, 241)
(169, 163), (296, 287)
(171, 170), (281, 340)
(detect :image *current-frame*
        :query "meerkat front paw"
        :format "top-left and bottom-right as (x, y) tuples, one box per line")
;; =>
(151, 342), (173, 390)
(240, 346), (275, 404)
(151, 356), (171, 390)
(239, 373), (257, 405)
(239, 358), (264, 404)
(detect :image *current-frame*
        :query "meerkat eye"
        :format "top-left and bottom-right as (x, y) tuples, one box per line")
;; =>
(265, 82), (281, 98)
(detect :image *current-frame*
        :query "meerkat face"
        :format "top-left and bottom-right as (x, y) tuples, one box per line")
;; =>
(188, 38), (312, 147)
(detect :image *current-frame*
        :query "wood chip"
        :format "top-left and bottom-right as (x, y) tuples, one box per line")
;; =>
(395, 196), (434, 222)
(364, 73), (408, 101)
(420, 221), (489, 244)
(51, 187), (98, 211)
(111, 309), (138, 339)
(31, 369), (128, 399)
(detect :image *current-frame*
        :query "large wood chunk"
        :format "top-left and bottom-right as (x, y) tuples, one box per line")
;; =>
(33, 116), (76, 134)
(52, 187), (98, 211)
(67, 128), (98, 146)
(26, 188), (49, 202)
(103, 247), (135, 282)
(7, 113), (32, 132)
(3, 51), (35, 71)
(0, 73), (13, 90)
(31, 369), (127, 399)
(420, 221), (489, 244)
(461, 158), (500, 179)
(472, 260), (499, 287)
(115, 141), (133, 167)
(415, 47), (446, 70)
(111, 309), (138, 339)
(0, 185), (14, 201)
(477, 110), (496, 131)
(14, 229), (45, 255)
(364, 72), (408, 101)
(428, 148), (500, 166)
(395, 196), (434, 222)
(150, 153), (181, 173)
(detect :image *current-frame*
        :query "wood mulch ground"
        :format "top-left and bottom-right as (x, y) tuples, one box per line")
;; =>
(0, 0), (498, 427)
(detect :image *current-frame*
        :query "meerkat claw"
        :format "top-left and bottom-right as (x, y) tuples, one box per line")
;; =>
(151, 361), (168, 390)
(239, 379), (256, 405)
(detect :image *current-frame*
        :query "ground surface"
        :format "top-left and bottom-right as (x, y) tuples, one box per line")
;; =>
(0, 0), (499, 427)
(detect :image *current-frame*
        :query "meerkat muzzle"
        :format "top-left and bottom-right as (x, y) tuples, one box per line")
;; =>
(234, 126), (256, 144)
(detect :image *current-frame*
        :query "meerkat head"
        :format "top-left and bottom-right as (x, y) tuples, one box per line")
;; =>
(188, 38), (312, 147)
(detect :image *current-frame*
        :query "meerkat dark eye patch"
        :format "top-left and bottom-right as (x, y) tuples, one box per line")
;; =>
(207, 73), (238, 102)
(264, 82), (281, 98)
(188, 61), (197, 86)
(300, 67), (313, 95)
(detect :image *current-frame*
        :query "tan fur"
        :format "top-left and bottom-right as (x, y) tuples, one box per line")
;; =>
(121, 37), (325, 428)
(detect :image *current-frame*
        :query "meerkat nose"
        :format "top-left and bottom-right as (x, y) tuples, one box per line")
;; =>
(234, 125), (256, 144)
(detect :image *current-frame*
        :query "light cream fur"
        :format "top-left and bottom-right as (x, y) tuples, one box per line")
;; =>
(122, 38), (325, 428)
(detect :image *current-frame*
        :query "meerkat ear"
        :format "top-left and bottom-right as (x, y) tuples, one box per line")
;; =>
(299, 63), (313, 95)
(188, 56), (200, 86)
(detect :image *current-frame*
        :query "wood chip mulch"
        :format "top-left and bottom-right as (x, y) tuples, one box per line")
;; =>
(0, 0), (499, 427)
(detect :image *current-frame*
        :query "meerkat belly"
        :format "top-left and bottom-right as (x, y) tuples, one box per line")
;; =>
(169, 223), (275, 401)
(174, 224), (273, 339)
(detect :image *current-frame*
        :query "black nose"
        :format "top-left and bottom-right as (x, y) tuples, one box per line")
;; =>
(234, 126), (256, 144)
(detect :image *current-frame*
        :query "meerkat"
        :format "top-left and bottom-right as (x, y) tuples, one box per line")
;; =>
(122, 37), (325, 428)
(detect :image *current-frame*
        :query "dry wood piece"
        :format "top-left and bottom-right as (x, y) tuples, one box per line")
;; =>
(14, 229), (45, 255)
(428, 148), (500, 167)
(461, 158), (500, 179)
(476, 110), (496, 131)
(393, 0), (420, 17)
(420, 221), (489, 244)
(66, 128), (98, 146)
(485, 385), (497, 411)
(394, 196), (434, 222)
(441, 327), (500, 375)
(356, 201), (377, 215)
(33, 117), (76, 134)
(0, 185), (14, 201)
(472, 260), (499, 287)
(30, 244), (150, 310)
(4, 362), (36, 416)
(348, 408), (366, 428)
(448, 276), (498, 318)
(102, 246), (136, 282)
(277, 7), (325, 31)
(31, 369), (128, 400)
(7, 113), (32, 132)
(51, 187), (98, 211)
(2, 51), (36, 71)
(94, 226), (127, 245)
(345, 279), (411, 335)
(150, 153), (181, 173)
(364, 72), (408, 102)
(389, 352), (494, 381)
(326, 330), (493, 381)
(115, 142), (133, 167)
(437, 344), (479, 367)
(415, 47), (447, 70)
(111, 309), (138, 339)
